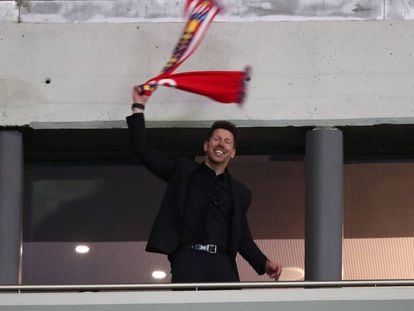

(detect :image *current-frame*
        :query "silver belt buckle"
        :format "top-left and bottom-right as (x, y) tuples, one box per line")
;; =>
(206, 244), (217, 254)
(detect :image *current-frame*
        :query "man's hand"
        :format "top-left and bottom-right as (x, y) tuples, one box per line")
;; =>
(265, 260), (282, 280)
(133, 85), (150, 105)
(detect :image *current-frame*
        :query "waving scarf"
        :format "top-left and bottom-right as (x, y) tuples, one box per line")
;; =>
(141, 0), (250, 104)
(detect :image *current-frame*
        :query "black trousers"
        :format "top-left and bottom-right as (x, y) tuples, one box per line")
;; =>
(169, 247), (239, 283)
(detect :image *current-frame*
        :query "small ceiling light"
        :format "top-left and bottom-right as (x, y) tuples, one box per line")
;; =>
(152, 270), (167, 280)
(75, 245), (90, 254)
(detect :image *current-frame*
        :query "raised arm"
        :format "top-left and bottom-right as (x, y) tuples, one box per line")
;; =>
(126, 85), (176, 182)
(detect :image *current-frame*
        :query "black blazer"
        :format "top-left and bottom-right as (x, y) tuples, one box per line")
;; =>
(127, 113), (267, 275)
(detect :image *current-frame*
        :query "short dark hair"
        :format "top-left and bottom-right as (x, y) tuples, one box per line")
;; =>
(205, 120), (238, 147)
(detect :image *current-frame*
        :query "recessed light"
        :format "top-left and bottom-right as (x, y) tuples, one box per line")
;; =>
(152, 270), (166, 280)
(75, 245), (90, 254)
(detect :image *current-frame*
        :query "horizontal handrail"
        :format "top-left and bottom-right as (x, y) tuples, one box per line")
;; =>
(1, 280), (414, 292)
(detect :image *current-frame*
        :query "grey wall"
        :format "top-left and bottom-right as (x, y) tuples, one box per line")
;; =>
(2, 1), (414, 23)
(2, 20), (414, 128)
(1, 287), (414, 311)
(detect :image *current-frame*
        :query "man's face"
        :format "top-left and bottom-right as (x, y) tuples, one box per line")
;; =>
(203, 128), (236, 167)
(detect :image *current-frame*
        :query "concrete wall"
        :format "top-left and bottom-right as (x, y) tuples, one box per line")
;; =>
(3, 0), (414, 23)
(1, 287), (414, 311)
(1, 20), (414, 129)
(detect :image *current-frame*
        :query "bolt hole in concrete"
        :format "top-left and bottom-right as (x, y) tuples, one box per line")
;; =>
(45, 77), (52, 84)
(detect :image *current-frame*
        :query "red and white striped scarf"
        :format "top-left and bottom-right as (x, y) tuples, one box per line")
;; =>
(141, 0), (250, 104)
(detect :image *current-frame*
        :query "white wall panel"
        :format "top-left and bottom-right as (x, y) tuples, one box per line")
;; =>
(386, 0), (414, 19)
(0, 1), (18, 23)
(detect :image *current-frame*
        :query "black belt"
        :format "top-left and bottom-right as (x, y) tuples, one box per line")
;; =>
(188, 243), (226, 254)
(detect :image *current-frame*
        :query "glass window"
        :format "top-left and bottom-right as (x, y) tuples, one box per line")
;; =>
(23, 157), (306, 284)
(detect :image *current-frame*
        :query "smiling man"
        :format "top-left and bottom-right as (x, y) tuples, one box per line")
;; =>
(203, 122), (236, 173)
(126, 85), (282, 283)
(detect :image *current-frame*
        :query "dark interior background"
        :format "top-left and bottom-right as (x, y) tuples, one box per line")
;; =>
(19, 124), (414, 284)
(22, 124), (414, 242)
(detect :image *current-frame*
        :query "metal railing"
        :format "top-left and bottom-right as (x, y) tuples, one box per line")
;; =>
(1, 280), (414, 292)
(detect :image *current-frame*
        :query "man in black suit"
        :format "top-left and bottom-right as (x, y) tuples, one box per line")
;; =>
(127, 85), (282, 283)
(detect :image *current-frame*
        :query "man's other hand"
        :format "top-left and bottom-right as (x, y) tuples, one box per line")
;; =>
(265, 260), (283, 280)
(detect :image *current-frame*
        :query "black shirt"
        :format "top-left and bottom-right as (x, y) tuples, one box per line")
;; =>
(181, 163), (233, 249)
